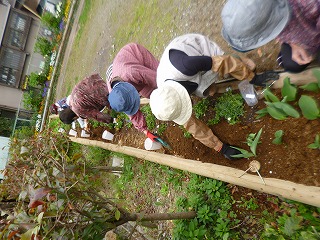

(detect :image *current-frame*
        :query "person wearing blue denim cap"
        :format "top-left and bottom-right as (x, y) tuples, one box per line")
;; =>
(108, 79), (158, 141)
(221, 0), (320, 73)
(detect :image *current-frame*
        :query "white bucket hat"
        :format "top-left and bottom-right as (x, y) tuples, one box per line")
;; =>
(150, 80), (192, 125)
(221, 0), (291, 51)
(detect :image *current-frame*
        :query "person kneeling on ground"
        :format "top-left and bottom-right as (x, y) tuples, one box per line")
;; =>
(106, 43), (160, 141)
(150, 33), (279, 160)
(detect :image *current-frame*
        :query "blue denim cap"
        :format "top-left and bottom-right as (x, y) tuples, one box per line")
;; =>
(108, 82), (140, 115)
(221, 0), (290, 52)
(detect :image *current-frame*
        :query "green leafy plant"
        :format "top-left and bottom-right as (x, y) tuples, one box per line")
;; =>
(179, 125), (192, 138)
(28, 72), (48, 88)
(141, 105), (156, 130)
(298, 95), (320, 120)
(173, 175), (240, 239)
(308, 134), (320, 149)
(258, 77), (320, 121)
(34, 37), (53, 56)
(231, 128), (263, 158)
(22, 88), (43, 111)
(209, 90), (245, 125)
(272, 130), (284, 145)
(261, 206), (320, 239)
(193, 98), (210, 119)
(240, 197), (259, 210)
(257, 84), (300, 120)
(281, 77), (297, 101)
(157, 123), (167, 135)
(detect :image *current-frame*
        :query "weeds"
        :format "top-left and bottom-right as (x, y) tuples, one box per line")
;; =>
(141, 105), (156, 131)
(209, 90), (245, 125)
(193, 98), (210, 119)
(179, 125), (192, 138)
(173, 175), (240, 239)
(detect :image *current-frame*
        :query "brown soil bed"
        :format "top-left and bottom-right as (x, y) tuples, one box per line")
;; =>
(85, 88), (320, 187)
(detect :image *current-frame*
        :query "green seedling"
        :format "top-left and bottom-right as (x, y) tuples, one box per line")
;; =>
(281, 77), (297, 101)
(141, 105), (156, 130)
(209, 90), (244, 125)
(272, 130), (284, 145)
(257, 80), (300, 120)
(193, 98), (210, 119)
(308, 134), (320, 149)
(298, 95), (320, 120)
(179, 126), (192, 138)
(232, 128), (263, 158)
(157, 123), (167, 135)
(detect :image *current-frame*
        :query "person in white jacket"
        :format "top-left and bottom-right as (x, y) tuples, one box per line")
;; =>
(150, 33), (278, 160)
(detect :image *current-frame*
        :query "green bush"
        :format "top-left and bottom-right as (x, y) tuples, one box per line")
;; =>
(22, 88), (43, 112)
(34, 37), (53, 56)
(41, 12), (60, 34)
(0, 117), (14, 137)
(28, 72), (47, 87)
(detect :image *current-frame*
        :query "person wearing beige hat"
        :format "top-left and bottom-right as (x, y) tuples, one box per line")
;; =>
(150, 33), (280, 160)
(150, 80), (241, 160)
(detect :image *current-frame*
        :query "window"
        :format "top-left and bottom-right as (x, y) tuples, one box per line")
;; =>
(3, 10), (31, 50)
(0, 47), (26, 87)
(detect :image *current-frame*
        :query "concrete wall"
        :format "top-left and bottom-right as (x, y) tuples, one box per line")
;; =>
(0, 2), (10, 45)
(0, 85), (23, 109)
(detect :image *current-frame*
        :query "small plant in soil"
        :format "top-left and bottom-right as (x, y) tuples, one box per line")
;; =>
(208, 90), (244, 125)
(257, 77), (320, 120)
(308, 134), (320, 150)
(141, 105), (156, 130)
(179, 125), (192, 138)
(193, 98), (210, 119)
(231, 128), (263, 158)
(272, 130), (284, 145)
(157, 123), (167, 135)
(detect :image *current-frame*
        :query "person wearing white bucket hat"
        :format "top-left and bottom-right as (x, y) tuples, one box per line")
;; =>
(150, 80), (240, 160)
(221, 0), (320, 73)
(150, 33), (276, 160)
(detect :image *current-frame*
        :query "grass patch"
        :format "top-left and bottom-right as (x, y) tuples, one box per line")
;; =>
(74, 0), (92, 45)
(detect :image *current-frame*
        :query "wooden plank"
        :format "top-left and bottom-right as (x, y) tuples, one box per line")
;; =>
(70, 137), (320, 208)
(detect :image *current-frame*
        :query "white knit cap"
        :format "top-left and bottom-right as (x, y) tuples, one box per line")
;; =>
(150, 80), (192, 125)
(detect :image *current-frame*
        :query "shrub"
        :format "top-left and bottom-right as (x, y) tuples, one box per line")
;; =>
(28, 72), (47, 88)
(34, 37), (53, 56)
(22, 88), (43, 112)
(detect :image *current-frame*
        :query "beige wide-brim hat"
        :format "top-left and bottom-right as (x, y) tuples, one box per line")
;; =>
(150, 80), (192, 125)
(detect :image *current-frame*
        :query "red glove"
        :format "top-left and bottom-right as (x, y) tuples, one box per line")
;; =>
(146, 131), (158, 142)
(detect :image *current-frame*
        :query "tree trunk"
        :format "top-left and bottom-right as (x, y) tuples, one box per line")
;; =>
(113, 211), (197, 227)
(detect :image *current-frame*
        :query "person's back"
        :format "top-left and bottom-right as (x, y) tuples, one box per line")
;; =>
(107, 43), (159, 98)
